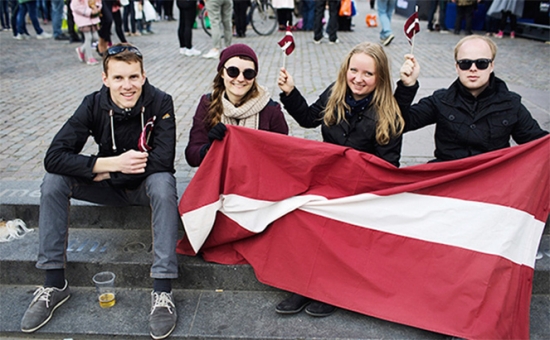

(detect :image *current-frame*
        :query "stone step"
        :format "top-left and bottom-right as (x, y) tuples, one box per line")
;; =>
(1, 217), (549, 294)
(1, 285), (549, 340)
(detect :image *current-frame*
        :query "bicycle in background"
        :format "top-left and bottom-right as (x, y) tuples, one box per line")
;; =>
(199, 0), (278, 37)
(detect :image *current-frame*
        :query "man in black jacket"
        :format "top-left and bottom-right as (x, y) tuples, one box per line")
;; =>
(21, 43), (179, 340)
(403, 35), (548, 162)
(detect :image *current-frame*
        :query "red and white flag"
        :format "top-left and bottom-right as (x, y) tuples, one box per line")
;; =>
(177, 126), (549, 340)
(404, 11), (420, 45)
(277, 25), (295, 56)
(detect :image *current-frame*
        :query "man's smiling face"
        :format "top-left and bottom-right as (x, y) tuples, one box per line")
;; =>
(102, 60), (146, 109)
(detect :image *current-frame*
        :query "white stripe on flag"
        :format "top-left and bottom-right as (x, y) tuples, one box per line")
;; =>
(183, 193), (544, 267)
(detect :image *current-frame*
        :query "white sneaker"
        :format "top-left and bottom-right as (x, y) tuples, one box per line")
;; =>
(185, 47), (201, 57)
(329, 39), (340, 45)
(14, 33), (31, 40)
(202, 49), (219, 59)
(179, 47), (188, 55)
(36, 32), (52, 39)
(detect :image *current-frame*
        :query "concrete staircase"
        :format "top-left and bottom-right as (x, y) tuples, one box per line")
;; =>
(1, 196), (549, 339)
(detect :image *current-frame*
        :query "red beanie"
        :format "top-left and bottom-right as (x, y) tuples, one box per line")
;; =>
(217, 44), (259, 72)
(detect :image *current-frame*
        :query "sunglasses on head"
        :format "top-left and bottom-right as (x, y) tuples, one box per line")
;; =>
(456, 58), (492, 70)
(106, 45), (143, 58)
(224, 66), (257, 80)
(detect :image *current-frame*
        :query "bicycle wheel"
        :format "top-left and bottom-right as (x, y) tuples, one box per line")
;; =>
(250, 1), (277, 36)
(200, 7), (211, 37)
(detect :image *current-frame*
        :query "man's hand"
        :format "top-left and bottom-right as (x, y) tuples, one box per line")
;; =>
(116, 150), (148, 174)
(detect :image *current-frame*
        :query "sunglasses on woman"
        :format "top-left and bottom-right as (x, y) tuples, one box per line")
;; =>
(224, 66), (257, 80)
(456, 58), (492, 71)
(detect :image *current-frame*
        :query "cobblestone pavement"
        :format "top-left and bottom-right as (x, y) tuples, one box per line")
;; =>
(1, 0), (549, 184)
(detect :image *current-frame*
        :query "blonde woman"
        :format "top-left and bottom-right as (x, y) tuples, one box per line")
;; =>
(275, 41), (420, 316)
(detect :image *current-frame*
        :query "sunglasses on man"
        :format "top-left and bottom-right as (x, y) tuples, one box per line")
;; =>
(456, 58), (493, 71)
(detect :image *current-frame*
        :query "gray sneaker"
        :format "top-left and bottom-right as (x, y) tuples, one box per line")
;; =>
(21, 281), (71, 333)
(149, 291), (177, 340)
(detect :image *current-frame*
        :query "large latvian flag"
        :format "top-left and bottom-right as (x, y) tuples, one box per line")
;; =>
(177, 126), (549, 340)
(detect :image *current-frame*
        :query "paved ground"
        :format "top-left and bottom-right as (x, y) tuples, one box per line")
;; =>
(1, 1), (549, 187)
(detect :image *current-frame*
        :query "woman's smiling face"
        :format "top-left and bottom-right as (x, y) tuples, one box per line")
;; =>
(222, 57), (256, 105)
(346, 52), (377, 101)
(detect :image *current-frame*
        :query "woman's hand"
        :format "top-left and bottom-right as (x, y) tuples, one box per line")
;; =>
(278, 67), (295, 96)
(400, 54), (420, 87)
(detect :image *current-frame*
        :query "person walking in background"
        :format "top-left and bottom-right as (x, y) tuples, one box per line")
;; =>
(16, 0), (52, 39)
(452, 0), (480, 35)
(273, 0), (294, 31)
(487, 0), (524, 39)
(51, 0), (70, 40)
(97, 0), (113, 54)
(163, 0), (175, 20)
(36, 0), (49, 24)
(300, 0), (314, 31)
(377, 0), (396, 46)
(0, 0), (11, 30)
(71, 0), (101, 65)
(276, 41), (419, 316)
(111, 0), (128, 42)
(66, 0), (85, 42)
(123, 0), (138, 36)
(202, 0), (233, 59)
(313, 0), (339, 44)
(233, 0), (250, 37)
(10, 0), (25, 38)
(427, 0), (449, 33)
(177, 0), (201, 56)
(186, 44), (289, 167)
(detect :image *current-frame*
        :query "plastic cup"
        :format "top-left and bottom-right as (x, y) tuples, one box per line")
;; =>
(92, 271), (116, 308)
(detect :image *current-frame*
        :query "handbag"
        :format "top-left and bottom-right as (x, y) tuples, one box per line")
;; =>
(143, 0), (158, 22)
(339, 0), (352, 17)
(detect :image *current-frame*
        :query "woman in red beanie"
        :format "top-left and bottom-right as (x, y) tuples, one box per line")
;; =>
(185, 44), (289, 167)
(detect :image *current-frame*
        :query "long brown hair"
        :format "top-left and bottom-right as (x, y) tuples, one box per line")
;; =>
(205, 56), (260, 129)
(324, 42), (404, 145)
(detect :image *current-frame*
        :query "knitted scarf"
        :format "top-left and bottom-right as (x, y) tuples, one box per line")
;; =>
(220, 85), (271, 129)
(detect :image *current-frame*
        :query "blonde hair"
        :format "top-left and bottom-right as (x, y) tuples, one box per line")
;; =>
(454, 35), (498, 61)
(324, 42), (403, 145)
(206, 56), (259, 128)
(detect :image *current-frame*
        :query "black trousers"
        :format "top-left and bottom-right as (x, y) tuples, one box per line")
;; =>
(177, 0), (197, 48)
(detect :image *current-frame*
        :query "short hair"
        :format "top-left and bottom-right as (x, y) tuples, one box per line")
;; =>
(454, 35), (497, 61)
(102, 43), (144, 75)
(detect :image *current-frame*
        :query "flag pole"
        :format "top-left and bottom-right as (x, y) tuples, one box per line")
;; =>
(282, 21), (289, 69)
(411, 6), (418, 55)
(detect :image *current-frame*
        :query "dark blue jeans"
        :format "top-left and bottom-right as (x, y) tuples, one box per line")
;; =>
(17, 0), (44, 35)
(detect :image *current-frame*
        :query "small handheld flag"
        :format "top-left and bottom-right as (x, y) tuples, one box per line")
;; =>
(278, 23), (295, 69)
(404, 11), (420, 45)
(404, 7), (420, 54)
(277, 25), (295, 56)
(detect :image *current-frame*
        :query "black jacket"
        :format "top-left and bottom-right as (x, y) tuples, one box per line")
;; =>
(44, 80), (176, 189)
(402, 74), (548, 162)
(280, 81), (418, 167)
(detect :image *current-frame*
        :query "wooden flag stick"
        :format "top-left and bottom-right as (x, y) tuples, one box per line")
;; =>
(411, 6), (418, 55)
